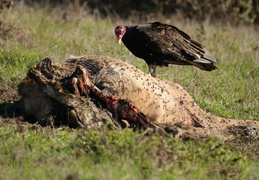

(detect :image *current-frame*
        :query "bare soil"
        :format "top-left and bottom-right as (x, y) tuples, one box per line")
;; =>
(0, 84), (23, 125)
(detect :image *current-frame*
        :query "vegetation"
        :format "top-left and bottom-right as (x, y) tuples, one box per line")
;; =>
(0, 125), (258, 179)
(21, 0), (259, 24)
(0, 3), (258, 179)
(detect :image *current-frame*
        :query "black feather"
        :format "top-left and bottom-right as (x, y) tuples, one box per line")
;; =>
(118, 22), (218, 76)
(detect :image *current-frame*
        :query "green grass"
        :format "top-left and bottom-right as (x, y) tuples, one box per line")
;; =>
(0, 125), (258, 180)
(0, 4), (258, 180)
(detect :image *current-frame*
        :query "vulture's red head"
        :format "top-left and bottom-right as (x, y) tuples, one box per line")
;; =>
(115, 26), (126, 45)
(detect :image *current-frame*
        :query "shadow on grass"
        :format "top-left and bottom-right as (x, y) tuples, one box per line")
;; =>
(0, 101), (22, 118)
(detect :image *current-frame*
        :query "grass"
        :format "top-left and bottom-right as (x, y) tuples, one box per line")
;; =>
(0, 3), (258, 180)
(0, 125), (258, 179)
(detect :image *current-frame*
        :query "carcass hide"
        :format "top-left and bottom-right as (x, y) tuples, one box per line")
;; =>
(18, 55), (259, 140)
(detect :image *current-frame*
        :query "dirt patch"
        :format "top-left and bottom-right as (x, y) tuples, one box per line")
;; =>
(0, 20), (28, 44)
(0, 83), (22, 125)
(0, 83), (20, 103)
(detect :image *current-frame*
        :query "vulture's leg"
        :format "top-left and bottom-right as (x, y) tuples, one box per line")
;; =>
(148, 63), (157, 77)
(148, 64), (152, 75)
(151, 62), (157, 77)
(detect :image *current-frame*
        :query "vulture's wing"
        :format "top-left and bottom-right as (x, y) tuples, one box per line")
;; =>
(137, 22), (217, 65)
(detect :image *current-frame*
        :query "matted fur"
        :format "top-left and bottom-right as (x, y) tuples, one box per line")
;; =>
(19, 55), (259, 140)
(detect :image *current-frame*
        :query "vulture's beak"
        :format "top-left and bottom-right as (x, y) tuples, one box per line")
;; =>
(117, 35), (122, 45)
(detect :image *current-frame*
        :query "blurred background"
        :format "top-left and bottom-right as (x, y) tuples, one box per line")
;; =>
(1, 0), (259, 25)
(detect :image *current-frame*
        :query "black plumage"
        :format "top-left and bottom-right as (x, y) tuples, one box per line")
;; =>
(115, 22), (217, 77)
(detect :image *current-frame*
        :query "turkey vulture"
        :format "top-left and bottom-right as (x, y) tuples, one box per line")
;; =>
(115, 22), (217, 77)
